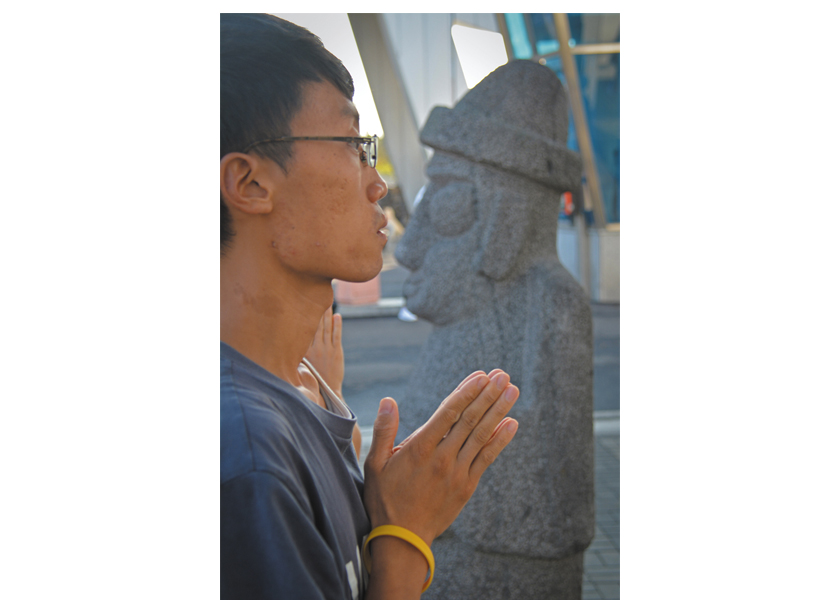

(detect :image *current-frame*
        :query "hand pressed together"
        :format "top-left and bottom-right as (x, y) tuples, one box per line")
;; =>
(363, 369), (520, 547)
(304, 305), (344, 397)
(305, 306), (363, 456)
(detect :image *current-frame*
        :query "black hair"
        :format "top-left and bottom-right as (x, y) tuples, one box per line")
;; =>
(220, 13), (355, 252)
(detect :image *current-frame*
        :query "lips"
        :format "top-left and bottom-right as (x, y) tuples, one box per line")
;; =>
(376, 214), (389, 238)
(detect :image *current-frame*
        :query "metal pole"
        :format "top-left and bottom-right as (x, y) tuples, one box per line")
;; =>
(571, 42), (620, 55)
(554, 13), (607, 229)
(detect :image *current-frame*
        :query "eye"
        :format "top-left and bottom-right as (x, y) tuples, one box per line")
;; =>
(429, 181), (477, 237)
(348, 139), (368, 163)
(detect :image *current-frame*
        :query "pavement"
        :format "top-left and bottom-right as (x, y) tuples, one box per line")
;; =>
(339, 264), (620, 600)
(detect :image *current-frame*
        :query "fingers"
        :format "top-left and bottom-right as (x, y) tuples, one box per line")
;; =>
(332, 313), (342, 347)
(411, 373), (490, 451)
(316, 307), (341, 348)
(440, 372), (514, 454)
(404, 371), (487, 449)
(311, 307), (325, 347)
(454, 370), (485, 391)
(453, 369), (503, 393)
(455, 382), (519, 465)
(469, 418), (519, 481)
(400, 369), (518, 464)
(312, 307), (339, 348)
(364, 398), (400, 473)
(322, 306), (332, 344)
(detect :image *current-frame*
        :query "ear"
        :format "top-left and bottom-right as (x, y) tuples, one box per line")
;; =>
(474, 190), (529, 281)
(219, 152), (273, 215)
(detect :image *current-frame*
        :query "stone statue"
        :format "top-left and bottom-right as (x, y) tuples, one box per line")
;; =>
(395, 60), (594, 600)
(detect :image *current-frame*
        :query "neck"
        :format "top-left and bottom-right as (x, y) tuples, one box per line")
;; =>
(220, 246), (332, 387)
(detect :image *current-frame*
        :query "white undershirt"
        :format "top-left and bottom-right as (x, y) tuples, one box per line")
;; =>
(300, 357), (352, 419)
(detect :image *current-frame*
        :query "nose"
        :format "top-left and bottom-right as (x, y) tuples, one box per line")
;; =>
(367, 168), (388, 204)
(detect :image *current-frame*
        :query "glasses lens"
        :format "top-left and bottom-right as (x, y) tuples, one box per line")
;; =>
(369, 136), (377, 168)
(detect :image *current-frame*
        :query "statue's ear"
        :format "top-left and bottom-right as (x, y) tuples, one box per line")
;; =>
(474, 190), (529, 281)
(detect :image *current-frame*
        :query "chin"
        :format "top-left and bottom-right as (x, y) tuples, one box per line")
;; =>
(407, 293), (471, 326)
(406, 296), (437, 324)
(342, 262), (383, 283)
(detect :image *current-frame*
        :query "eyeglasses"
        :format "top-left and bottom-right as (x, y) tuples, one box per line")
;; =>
(241, 135), (378, 168)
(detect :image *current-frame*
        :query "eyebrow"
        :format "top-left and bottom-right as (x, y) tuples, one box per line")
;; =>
(341, 104), (360, 127)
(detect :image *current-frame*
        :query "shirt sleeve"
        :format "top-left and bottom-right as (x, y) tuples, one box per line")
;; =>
(221, 470), (348, 600)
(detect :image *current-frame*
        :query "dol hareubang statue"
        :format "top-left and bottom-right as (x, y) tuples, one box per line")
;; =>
(395, 60), (595, 600)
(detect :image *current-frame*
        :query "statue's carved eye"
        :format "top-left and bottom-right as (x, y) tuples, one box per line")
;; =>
(429, 181), (477, 238)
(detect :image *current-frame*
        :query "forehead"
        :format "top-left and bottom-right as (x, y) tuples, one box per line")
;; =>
(291, 80), (359, 134)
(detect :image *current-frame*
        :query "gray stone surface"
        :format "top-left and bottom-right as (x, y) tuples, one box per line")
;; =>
(394, 61), (594, 599)
(431, 537), (583, 599)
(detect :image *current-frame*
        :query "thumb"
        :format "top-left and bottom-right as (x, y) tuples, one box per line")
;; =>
(366, 397), (399, 470)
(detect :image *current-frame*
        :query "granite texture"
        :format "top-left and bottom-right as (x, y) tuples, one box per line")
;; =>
(395, 60), (594, 600)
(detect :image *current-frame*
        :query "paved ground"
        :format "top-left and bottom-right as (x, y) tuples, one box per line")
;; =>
(583, 433), (620, 600)
(341, 264), (620, 598)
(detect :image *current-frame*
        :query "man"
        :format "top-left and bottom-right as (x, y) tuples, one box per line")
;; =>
(220, 14), (520, 599)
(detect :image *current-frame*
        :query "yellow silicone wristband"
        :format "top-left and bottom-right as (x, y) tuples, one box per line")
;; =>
(362, 525), (435, 593)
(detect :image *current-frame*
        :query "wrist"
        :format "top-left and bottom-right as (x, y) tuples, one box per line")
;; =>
(364, 525), (435, 595)
(368, 520), (433, 549)
(367, 535), (429, 595)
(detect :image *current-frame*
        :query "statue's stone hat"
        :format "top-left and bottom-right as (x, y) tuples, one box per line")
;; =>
(420, 60), (582, 192)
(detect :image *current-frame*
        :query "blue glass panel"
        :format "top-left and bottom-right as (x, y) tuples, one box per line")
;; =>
(575, 52), (620, 223)
(504, 14), (533, 59)
(536, 39), (560, 55)
(567, 13), (582, 46)
(566, 13), (620, 45)
(529, 14), (560, 55)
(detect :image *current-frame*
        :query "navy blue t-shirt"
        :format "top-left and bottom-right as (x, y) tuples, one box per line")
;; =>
(221, 342), (369, 599)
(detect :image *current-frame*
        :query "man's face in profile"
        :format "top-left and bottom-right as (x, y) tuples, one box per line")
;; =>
(260, 80), (389, 285)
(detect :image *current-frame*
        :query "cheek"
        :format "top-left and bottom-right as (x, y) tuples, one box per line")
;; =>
(429, 182), (477, 237)
(324, 178), (353, 215)
(271, 231), (299, 260)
